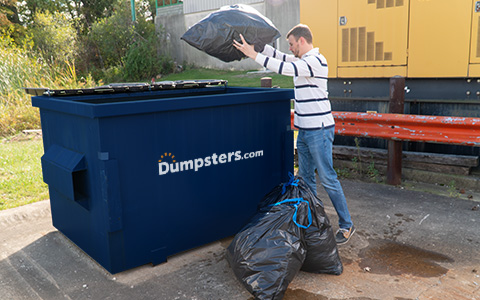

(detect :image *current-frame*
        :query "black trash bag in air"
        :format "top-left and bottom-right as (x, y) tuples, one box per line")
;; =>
(226, 197), (311, 300)
(181, 4), (281, 62)
(258, 174), (343, 275)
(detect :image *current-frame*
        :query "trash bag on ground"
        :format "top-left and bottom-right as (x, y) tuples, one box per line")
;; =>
(226, 197), (310, 300)
(258, 174), (343, 275)
(181, 4), (281, 62)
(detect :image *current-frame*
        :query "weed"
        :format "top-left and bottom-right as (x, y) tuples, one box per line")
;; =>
(353, 137), (363, 173)
(351, 156), (359, 173)
(447, 180), (461, 198)
(335, 167), (351, 179)
(367, 160), (382, 183)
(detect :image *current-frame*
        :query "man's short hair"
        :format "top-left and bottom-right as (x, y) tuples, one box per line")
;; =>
(287, 24), (313, 44)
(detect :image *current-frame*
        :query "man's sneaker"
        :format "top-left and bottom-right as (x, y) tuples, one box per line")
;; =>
(335, 225), (356, 245)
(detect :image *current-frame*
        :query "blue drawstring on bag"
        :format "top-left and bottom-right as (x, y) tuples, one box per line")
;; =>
(282, 172), (299, 195)
(272, 197), (312, 229)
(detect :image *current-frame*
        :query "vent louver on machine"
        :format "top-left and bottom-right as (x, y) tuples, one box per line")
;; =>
(342, 28), (392, 62)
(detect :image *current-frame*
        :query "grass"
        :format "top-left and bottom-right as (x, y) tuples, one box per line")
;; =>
(161, 67), (294, 89)
(0, 133), (49, 210)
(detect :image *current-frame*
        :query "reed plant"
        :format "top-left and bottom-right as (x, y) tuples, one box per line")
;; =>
(0, 38), (97, 137)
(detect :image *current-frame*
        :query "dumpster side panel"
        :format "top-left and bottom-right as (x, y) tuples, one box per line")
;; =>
(38, 109), (117, 271)
(96, 98), (293, 271)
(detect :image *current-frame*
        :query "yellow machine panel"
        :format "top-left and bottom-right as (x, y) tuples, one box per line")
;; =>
(408, 0), (471, 77)
(300, 0), (480, 79)
(470, 0), (480, 75)
(300, 0), (338, 77)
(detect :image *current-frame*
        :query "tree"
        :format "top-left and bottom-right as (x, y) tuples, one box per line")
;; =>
(30, 11), (77, 64)
(0, 0), (19, 24)
(70, 0), (119, 33)
(88, 1), (134, 68)
(16, 0), (120, 34)
(0, 0), (26, 43)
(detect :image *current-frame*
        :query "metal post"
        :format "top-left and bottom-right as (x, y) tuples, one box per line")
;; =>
(130, 0), (136, 22)
(387, 76), (405, 185)
(261, 77), (272, 88)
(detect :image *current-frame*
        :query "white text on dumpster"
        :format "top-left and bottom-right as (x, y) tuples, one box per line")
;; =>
(158, 150), (264, 175)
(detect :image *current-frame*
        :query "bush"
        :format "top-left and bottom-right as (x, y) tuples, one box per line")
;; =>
(124, 32), (174, 81)
(88, 2), (134, 69)
(30, 11), (77, 65)
(86, 1), (174, 82)
(101, 65), (127, 84)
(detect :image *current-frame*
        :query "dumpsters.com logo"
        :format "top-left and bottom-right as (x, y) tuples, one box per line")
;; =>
(158, 150), (264, 176)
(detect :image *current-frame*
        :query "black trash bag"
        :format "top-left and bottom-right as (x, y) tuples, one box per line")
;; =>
(259, 174), (343, 275)
(181, 4), (281, 62)
(226, 197), (310, 300)
(295, 178), (343, 275)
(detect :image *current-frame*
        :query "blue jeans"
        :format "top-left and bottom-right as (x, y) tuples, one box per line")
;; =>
(297, 126), (353, 229)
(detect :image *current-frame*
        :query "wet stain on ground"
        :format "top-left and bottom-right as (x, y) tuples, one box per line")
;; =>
(359, 239), (454, 277)
(383, 214), (415, 241)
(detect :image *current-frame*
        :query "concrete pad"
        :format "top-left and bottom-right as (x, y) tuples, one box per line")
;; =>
(1, 179), (479, 300)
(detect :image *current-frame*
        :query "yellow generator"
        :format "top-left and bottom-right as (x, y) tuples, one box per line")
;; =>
(300, 0), (480, 102)
(300, 0), (479, 155)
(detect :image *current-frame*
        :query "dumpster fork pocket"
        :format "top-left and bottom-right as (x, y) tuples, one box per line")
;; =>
(42, 145), (89, 210)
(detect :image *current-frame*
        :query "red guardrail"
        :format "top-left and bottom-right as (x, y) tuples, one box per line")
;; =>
(290, 111), (480, 147)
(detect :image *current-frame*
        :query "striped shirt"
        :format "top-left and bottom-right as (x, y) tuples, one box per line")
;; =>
(255, 45), (334, 130)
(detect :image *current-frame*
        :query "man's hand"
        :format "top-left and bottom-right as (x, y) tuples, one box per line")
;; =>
(233, 34), (258, 60)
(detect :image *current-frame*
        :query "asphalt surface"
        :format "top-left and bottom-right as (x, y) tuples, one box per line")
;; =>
(1, 179), (479, 300)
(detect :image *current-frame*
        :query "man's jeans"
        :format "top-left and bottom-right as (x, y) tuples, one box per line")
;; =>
(297, 126), (353, 229)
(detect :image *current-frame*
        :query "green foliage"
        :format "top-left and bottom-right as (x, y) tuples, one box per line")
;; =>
(335, 167), (351, 179)
(17, 0), (119, 34)
(0, 37), (96, 136)
(100, 66), (127, 84)
(74, 0), (120, 33)
(447, 180), (461, 198)
(86, 1), (174, 82)
(30, 11), (77, 64)
(124, 31), (174, 81)
(367, 160), (381, 183)
(18, 0), (67, 24)
(89, 2), (134, 69)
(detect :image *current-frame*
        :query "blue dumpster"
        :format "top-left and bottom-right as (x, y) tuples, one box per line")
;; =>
(31, 81), (294, 273)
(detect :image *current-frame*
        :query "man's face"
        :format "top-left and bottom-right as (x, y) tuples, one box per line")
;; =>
(288, 35), (301, 58)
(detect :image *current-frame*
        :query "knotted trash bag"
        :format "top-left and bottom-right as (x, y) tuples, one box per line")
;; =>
(181, 4), (281, 62)
(226, 197), (311, 300)
(258, 174), (343, 275)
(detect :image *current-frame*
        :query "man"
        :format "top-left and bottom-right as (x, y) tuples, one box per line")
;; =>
(233, 24), (355, 244)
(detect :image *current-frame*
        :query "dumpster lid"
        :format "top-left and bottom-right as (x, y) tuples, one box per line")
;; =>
(23, 79), (227, 97)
